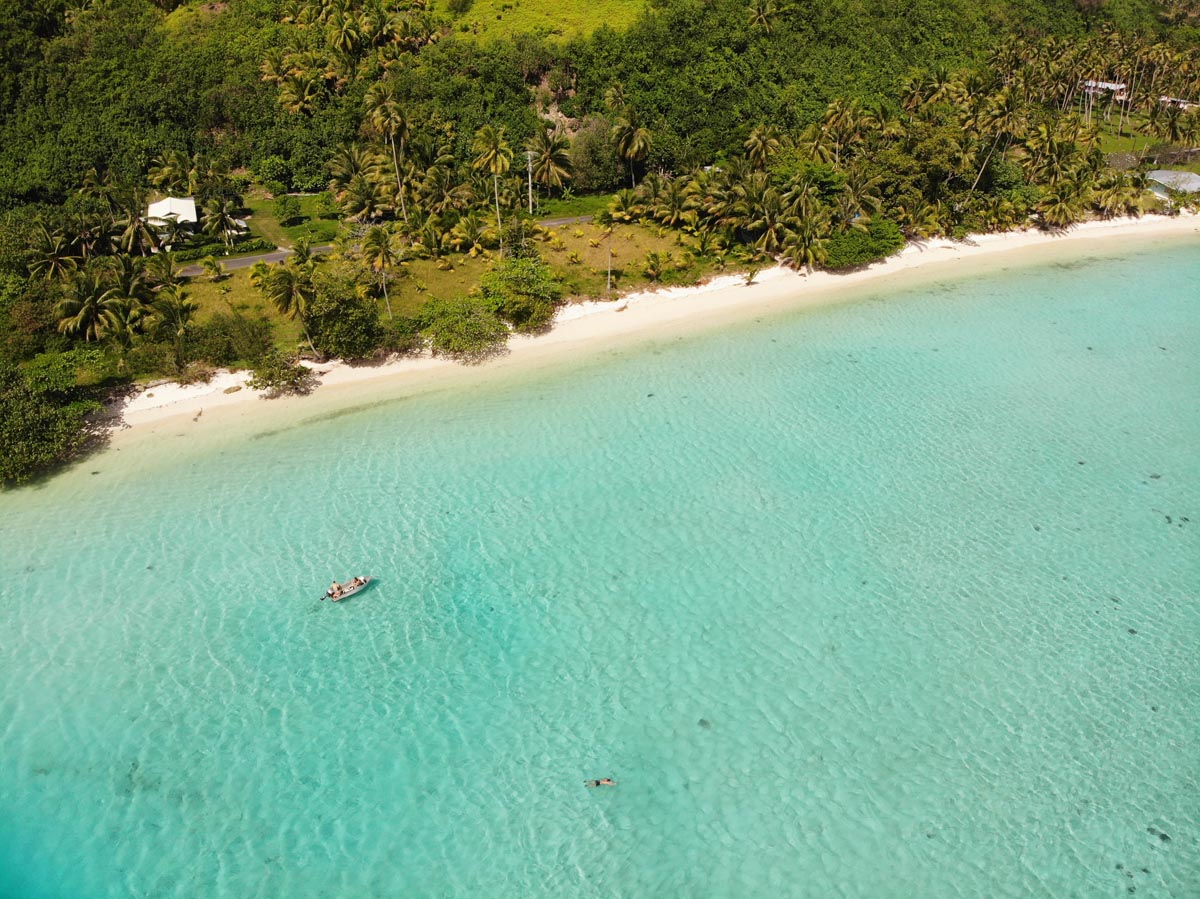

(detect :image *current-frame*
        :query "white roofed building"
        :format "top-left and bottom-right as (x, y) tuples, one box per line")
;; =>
(1081, 79), (1128, 101)
(147, 196), (198, 226)
(1147, 170), (1200, 202)
(1159, 96), (1198, 111)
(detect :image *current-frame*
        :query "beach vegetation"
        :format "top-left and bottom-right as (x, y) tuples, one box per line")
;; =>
(306, 271), (384, 360)
(0, 0), (1196, 483)
(420, 294), (509, 362)
(246, 350), (317, 397)
(479, 255), (564, 333)
(0, 354), (101, 486)
(823, 220), (906, 270)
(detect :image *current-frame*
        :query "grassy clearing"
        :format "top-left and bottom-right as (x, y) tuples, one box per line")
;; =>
(182, 269), (305, 350)
(1097, 130), (1157, 156)
(450, 0), (644, 41)
(537, 221), (716, 298)
(178, 219), (726, 362)
(537, 192), (616, 220)
(376, 221), (710, 316)
(387, 254), (493, 318)
(244, 193), (342, 248)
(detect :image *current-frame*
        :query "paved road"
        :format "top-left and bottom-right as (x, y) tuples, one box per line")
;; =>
(180, 244), (332, 277)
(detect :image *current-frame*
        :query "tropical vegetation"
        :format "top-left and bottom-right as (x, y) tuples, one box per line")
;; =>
(1, 0), (1197, 484)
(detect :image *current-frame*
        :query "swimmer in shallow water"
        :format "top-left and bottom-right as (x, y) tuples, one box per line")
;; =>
(585, 778), (615, 787)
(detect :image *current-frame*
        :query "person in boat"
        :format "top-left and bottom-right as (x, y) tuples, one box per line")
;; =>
(350, 576), (366, 587)
(585, 778), (615, 787)
(327, 581), (341, 599)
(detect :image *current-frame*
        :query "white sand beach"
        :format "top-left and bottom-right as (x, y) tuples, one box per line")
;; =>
(106, 214), (1199, 441)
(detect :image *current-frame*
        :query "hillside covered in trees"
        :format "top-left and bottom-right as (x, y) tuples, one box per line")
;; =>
(0, 0), (1191, 203)
(1, 0), (1198, 483)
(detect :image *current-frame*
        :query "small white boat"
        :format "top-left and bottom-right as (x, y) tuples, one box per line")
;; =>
(324, 576), (372, 602)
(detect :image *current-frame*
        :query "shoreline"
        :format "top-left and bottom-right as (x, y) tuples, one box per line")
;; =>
(105, 214), (1199, 443)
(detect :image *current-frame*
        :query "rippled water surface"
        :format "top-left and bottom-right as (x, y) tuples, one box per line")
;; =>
(2, 240), (1198, 899)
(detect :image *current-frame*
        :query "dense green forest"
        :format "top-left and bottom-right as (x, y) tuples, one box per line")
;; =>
(1, 0), (1198, 484)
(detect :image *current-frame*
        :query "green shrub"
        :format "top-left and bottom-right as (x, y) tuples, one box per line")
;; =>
(174, 237), (276, 262)
(381, 316), (425, 355)
(186, 314), (273, 367)
(0, 360), (99, 487)
(305, 275), (383, 360)
(124, 342), (176, 378)
(255, 155), (292, 189)
(479, 255), (563, 333)
(570, 116), (623, 193)
(274, 195), (302, 226)
(247, 351), (316, 397)
(314, 192), (340, 219)
(822, 219), (905, 270)
(420, 295), (509, 362)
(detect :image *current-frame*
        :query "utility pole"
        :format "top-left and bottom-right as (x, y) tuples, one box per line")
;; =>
(607, 227), (612, 293)
(526, 150), (534, 214)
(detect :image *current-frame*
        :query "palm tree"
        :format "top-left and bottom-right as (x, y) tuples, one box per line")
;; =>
(101, 254), (153, 309)
(609, 189), (643, 223)
(643, 251), (669, 281)
(797, 122), (835, 164)
(155, 213), (191, 251)
(28, 224), (79, 282)
(187, 152), (232, 204)
(326, 9), (363, 68)
(364, 80), (411, 224)
(249, 260), (272, 290)
(843, 166), (883, 220)
(279, 72), (322, 115)
(896, 202), (945, 239)
(202, 197), (240, 252)
(148, 286), (199, 371)
(360, 225), (396, 317)
(260, 47), (289, 85)
(114, 192), (158, 256)
(257, 263), (317, 354)
(783, 172), (823, 221)
(603, 83), (627, 115)
(653, 178), (689, 227)
(1037, 173), (1091, 229)
(147, 149), (191, 195)
(820, 98), (865, 165)
(79, 167), (119, 213)
(328, 143), (384, 201)
(594, 208), (616, 293)
(612, 113), (652, 188)
(200, 256), (225, 282)
(748, 0), (777, 32)
(103, 298), (147, 361)
(781, 220), (828, 274)
(471, 124), (513, 257)
(449, 210), (493, 257)
(56, 269), (122, 342)
(739, 179), (791, 253)
(421, 164), (474, 216)
(340, 173), (386, 222)
(527, 126), (572, 196)
(145, 251), (184, 290)
(744, 124), (781, 170)
(289, 238), (317, 270)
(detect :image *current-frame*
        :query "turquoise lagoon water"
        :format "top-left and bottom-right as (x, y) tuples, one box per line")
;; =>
(1, 239), (1198, 899)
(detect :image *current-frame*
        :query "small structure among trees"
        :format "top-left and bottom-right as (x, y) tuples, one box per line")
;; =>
(146, 197), (198, 228)
(1147, 170), (1200, 204)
